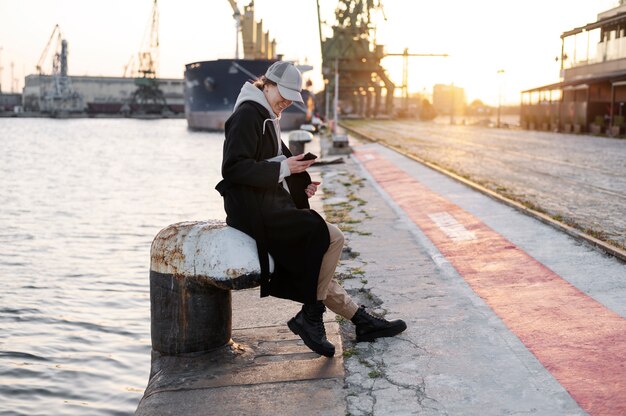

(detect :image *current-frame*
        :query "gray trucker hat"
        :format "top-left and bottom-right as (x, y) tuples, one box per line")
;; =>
(265, 61), (304, 103)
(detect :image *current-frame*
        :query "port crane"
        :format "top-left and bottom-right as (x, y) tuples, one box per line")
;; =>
(226, 0), (277, 60)
(128, 0), (167, 114)
(385, 48), (448, 115)
(226, 0), (242, 59)
(318, 0), (447, 118)
(318, 0), (396, 117)
(35, 24), (83, 114)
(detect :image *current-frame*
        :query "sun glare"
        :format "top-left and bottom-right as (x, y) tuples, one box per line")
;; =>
(362, 0), (618, 106)
(0, 0), (620, 107)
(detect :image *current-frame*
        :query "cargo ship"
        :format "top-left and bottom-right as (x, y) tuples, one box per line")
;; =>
(184, 59), (311, 130)
(184, 1), (311, 131)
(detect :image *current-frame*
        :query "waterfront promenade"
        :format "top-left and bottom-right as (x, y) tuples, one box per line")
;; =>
(333, 140), (625, 415)
(137, 129), (625, 415)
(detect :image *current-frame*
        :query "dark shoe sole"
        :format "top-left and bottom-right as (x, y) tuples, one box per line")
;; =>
(288, 318), (335, 357)
(356, 320), (407, 343)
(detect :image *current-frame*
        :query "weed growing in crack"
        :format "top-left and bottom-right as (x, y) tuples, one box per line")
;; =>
(358, 358), (372, 368)
(320, 188), (336, 200)
(343, 347), (358, 358)
(335, 272), (355, 280)
(368, 370), (383, 379)
(350, 267), (365, 276)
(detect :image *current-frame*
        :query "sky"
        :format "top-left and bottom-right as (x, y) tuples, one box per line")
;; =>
(0, 0), (620, 106)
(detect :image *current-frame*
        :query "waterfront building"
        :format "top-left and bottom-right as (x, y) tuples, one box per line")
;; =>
(22, 75), (184, 114)
(521, 1), (626, 135)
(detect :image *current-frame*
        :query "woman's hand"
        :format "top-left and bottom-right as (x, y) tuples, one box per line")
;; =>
(305, 181), (321, 198)
(286, 153), (316, 174)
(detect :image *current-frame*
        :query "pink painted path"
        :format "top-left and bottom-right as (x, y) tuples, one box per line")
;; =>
(355, 149), (626, 416)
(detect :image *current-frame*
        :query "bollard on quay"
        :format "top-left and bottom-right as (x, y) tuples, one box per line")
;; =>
(149, 220), (274, 355)
(288, 130), (313, 155)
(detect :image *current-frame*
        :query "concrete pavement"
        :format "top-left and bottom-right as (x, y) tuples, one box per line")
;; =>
(329, 139), (625, 415)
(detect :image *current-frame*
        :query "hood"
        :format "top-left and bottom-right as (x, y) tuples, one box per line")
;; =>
(233, 82), (283, 155)
(233, 82), (277, 121)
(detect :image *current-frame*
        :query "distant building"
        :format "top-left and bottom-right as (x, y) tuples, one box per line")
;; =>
(521, 2), (626, 134)
(433, 84), (466, 117)
(22, 75), (184, 114)
(0, 93), (22, 112)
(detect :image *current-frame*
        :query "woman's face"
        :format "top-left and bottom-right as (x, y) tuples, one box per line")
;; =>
(264, 84), (293, 116)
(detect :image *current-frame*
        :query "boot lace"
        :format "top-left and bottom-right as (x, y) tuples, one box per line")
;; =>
(304, 303), (327, 337)
(315, 320), (327, 337)
(361, 307), (388, 323)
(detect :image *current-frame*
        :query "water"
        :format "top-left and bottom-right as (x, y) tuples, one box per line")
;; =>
(0, 118), (226, 415)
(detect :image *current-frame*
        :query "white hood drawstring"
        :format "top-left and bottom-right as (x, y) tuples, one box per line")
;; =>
(262, 115), (281, 137)
(262, 118), (271, 135)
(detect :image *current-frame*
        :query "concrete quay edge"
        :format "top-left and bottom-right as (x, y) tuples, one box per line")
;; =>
(136, 321), (346, 416)
(135, 135), (349, 416)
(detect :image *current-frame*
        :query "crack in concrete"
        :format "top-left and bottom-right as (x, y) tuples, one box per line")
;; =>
(321, 156), (445, 415)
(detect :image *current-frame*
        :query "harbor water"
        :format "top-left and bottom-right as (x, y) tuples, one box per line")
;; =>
(0, 118), (225, 415)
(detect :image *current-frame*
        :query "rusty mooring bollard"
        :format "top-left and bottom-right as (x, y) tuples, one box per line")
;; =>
(288, 130), (313, 155)
(149, 220), (273, 355)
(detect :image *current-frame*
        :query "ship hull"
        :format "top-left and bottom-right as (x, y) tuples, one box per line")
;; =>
(187, 110), (307, 131)
(184, 59), (308, 131)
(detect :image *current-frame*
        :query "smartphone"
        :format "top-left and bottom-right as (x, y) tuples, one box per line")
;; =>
(301, 152), (318, 161)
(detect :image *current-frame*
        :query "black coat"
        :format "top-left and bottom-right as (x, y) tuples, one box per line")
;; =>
(215, 100), (330, 304)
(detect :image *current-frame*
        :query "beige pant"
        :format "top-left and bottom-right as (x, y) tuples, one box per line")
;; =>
(317, 223), (360, 319)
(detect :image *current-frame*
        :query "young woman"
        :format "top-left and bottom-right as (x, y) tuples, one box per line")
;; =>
(216, 61), (406, 357)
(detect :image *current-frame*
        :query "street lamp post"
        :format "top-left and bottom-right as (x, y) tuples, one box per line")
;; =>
(10, 61), (15, 93)
(450, 83), (454, 125)
(0, 46), (3, 94)
(333, 58), (339, 134)
(497, 69), (505, 128)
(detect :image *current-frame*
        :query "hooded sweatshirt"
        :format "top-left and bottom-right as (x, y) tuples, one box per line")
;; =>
(233, 82), (291, 190)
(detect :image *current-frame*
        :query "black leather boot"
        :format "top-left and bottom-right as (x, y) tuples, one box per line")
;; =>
(351, 306), (407, 342)
(288, 301), (335, 357)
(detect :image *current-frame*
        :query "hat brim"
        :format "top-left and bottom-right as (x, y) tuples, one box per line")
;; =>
(277, 84), (304, 103)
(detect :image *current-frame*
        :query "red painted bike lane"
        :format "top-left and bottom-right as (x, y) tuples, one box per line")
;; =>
(355, 149), (626, 416)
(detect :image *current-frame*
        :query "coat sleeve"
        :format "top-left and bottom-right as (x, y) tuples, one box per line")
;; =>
(278, 141), (310, 209)
(222, 106), (281, 189)
(286, 172), (312, 209)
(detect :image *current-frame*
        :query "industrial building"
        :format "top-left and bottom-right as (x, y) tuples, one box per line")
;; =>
(20, 3), (182, 117)
(22, 75), (183, 114)
(433, 84), (466, 117)
(0, 93), (22, 112)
